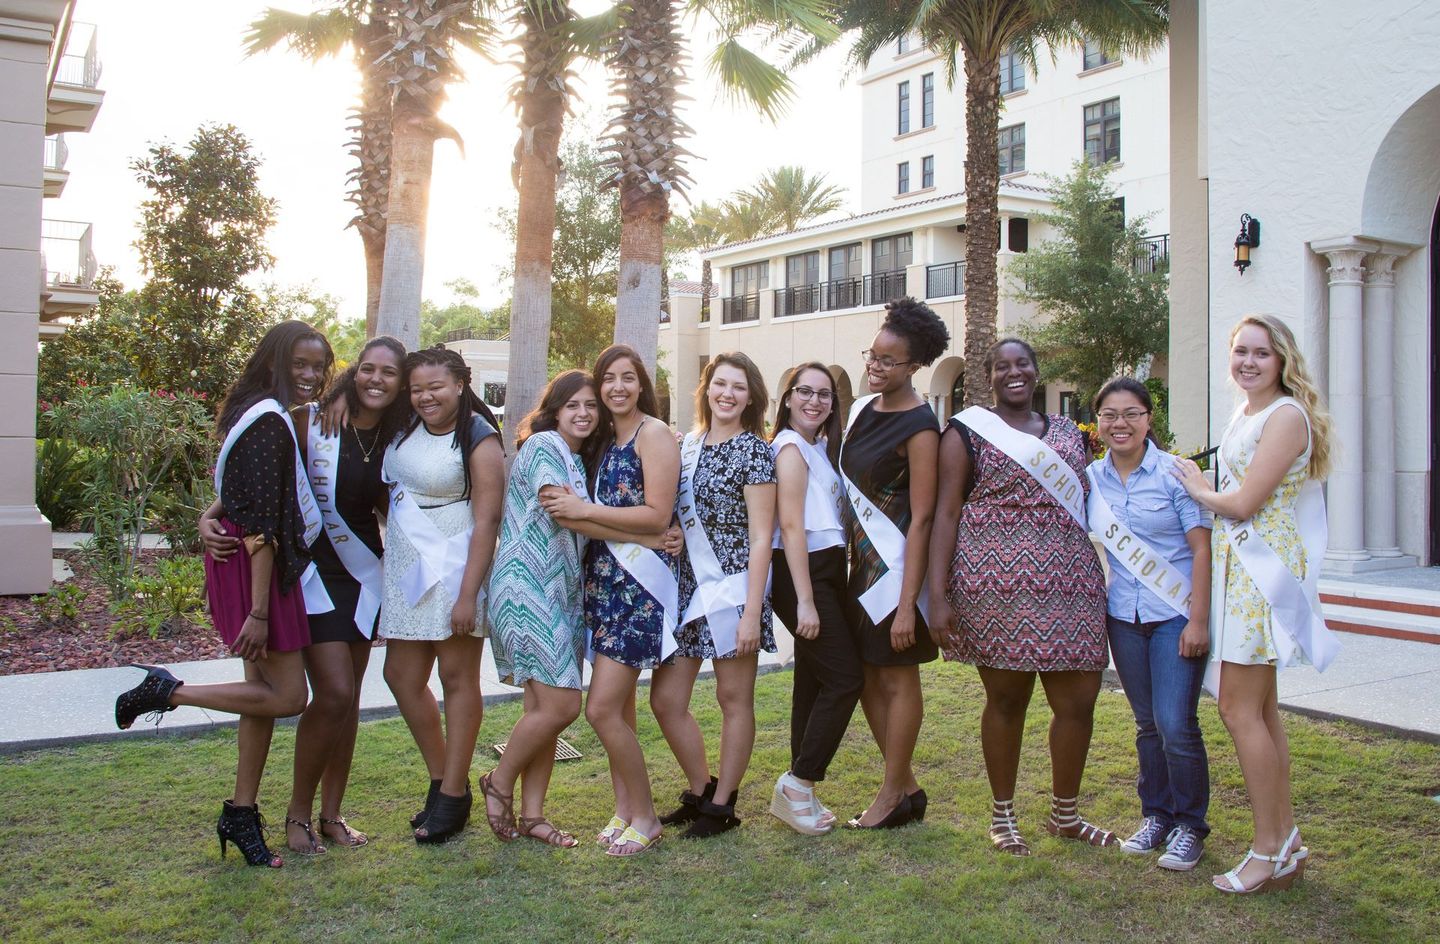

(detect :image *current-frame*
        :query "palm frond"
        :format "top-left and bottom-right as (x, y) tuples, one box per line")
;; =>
(706, 37), (795, 121)
(243, 7), (360, 60)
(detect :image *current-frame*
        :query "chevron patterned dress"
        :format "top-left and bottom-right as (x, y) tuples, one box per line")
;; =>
(940, 414), (1107, 672)
(487, 432), (588, 689)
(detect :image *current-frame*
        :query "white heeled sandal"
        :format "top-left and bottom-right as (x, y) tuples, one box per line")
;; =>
(1214, 828), (1306, 895)
(769, 772), (835, 836)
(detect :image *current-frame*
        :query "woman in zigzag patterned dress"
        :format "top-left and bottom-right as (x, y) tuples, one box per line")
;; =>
(482, 370), (604, 847)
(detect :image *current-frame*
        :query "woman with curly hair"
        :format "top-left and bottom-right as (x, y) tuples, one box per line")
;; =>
(1172, 314), (1337, 894)
(927, 337), (1111, 857)
(841, 298), (948, 830)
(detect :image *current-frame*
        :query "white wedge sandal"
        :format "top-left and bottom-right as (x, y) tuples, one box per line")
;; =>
(770, 771), (835, 836)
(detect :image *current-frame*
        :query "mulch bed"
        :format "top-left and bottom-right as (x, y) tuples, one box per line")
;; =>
(0, 550), (229, 677)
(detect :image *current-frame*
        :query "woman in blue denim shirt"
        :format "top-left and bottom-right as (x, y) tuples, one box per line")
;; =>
(1088, 378), (1213, 872)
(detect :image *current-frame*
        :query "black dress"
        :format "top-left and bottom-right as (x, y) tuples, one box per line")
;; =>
(308, 424), (387, 644)
(839, 400), (940, 666)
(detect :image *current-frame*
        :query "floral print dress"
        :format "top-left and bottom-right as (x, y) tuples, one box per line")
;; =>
(1212, 397), (1315, 666)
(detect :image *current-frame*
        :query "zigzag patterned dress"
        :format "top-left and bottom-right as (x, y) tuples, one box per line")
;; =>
(940, 414), (1107, 672)
(487, 431), (588, 689)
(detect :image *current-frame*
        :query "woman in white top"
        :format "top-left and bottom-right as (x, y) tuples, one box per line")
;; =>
(767, 363), (858, 836)
(1173, 314), (1335, 894)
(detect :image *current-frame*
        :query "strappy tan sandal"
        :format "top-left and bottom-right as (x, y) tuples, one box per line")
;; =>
(988, 799), (1031, 856)
(478, 772), (519, 842)
(1045, 796), (1117, 847)
(318, 816), (369, 848)
(518, 816), (579, 848)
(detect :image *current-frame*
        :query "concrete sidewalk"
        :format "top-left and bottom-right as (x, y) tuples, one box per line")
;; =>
(0, 627), (1435, 754)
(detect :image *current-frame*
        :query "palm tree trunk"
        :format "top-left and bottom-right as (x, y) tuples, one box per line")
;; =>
(504, 1), (572, 454)
(614, 191), (667, 374)
(376, 111), (433, 350)
(354, 11), (391, 340)
(361, 227), (385, 337)
(699, 258), (711, 323)
(960, 50), (1002, 408)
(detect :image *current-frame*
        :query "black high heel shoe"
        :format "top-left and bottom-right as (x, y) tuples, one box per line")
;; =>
(217, 800), (282, 868)
(415, 786), (473, 844)
(411, 778), (443, 829)
(844, 793), (914, 830)
(115, 663), (182, 730)
(907, 788), (928, 822)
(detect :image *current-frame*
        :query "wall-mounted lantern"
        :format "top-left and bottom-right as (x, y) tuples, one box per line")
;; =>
(1234, 214), (1260, 275)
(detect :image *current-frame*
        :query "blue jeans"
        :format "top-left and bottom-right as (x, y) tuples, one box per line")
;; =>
(1107, 614), (1210, 838)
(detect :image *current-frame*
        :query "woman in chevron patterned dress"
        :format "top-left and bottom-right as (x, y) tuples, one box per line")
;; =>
(482, 371), (603, 847)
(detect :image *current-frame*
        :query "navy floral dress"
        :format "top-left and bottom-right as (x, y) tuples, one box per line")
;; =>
(674, 431), (777, 660)
(584, 422), (677, 669)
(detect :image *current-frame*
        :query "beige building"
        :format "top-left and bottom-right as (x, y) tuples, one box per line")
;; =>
(661, 34), (1171, 432)
(0, 0), (103, 593)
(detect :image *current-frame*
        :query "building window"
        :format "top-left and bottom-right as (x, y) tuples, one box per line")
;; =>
(998, 123), (1025, 175)
(829, 243), (861, 280)
(1082, 38), (1115, 71)
(999, 45), (1025, 94)
(897, 34), (910, 55)
(921, 73), (935, 128)
(897, 161), (910, 194)
(731, 260), (768, 296)
(1084, 98), (1121, 164)
(1008, 217), (1029, 252)
(921, 155), (935, 189)
(786, 250), (819, 286)
(897, 81), (910, 134)
(872, 233), (913, 272)
(483, 382), (507, 407)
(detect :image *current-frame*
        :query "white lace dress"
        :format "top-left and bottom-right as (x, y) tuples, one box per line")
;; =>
(379, 426), (488, 640)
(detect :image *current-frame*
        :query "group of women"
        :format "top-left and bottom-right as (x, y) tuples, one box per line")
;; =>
(113, 301), (1337, 895)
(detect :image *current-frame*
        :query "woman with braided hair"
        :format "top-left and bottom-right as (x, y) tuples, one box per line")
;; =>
(380, 346), (505, 844)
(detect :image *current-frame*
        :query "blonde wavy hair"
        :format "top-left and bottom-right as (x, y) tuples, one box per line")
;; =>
(1229, 314), (1332, 479)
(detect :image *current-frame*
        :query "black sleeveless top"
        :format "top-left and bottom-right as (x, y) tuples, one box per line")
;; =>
(311, 424), (386, 579)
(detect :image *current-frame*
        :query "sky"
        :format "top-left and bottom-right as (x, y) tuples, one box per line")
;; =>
(50, 0), (862, 317)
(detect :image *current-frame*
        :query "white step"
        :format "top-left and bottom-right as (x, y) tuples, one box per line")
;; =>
(1320, 602), (1440, 642)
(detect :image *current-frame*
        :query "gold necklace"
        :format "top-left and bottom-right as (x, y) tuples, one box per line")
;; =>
(352, 423), (380, 463)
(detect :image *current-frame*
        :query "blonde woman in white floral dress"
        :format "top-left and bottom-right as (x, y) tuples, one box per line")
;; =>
(1172, 314), (1335, 896)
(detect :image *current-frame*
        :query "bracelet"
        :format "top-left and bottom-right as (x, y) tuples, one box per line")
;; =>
(249, 611), (269, 622)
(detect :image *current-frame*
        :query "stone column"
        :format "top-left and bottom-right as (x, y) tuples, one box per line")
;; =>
(1316, 244), (1372, 566)
(1360, 247), (1418, 565)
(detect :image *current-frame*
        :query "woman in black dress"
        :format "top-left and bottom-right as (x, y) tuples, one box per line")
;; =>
(840, 298), (950, 829)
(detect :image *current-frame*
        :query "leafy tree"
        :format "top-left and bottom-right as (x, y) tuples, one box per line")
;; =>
(419, 278), (510, 349)
(1009, 160), (1169, 406)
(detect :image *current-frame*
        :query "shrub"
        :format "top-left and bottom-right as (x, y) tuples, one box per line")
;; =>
(34, 438), (90, 531)
(35, 582), (89, 629)
(150, 478), (208, 557)
(113, 556), (209, 639)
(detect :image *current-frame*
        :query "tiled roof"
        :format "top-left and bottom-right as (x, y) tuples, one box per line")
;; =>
(703, 180), (1053, 255)
(667, 280), (716, 297)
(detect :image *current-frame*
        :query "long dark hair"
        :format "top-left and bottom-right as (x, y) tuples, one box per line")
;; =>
(771, 361), (841, 467)
(695, 351), (769, 437)
(320, 335), (410, 448)
(397, 346), (500, 499)
(217, 320), (334, 436)
(517, 369), (597, 469)
(1093, 376), (1160, 446)
(589, 344), (660, 455)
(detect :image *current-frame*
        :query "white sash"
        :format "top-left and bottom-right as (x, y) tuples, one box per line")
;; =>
(841, 395), (932, 626)
(1215, 445), (1339, 677)
(307, 407), (385, 638)
(596, 435), (680, 662)
(532, 431), (591, 560)
(215, 398), (329, 612)
(770, 430), (846, 552)
(954, 406), (1087, 529)
(1085, 464), (1192, 620)
(382, 443), (478, 612)
(677, 432), (753, 658)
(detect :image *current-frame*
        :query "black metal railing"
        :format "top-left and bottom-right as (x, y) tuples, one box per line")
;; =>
(925, 261), (966, 298)
(55, 22), (101, 88)
(773, 269), (909, 318)
(864, 269), (909, 306)
(721, 293), (760, 324)
(1135, 233), (1170, 274)
(445, 327), (509, 343)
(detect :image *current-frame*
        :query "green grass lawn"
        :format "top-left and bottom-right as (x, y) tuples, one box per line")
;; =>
(2, 665), (1436, 943)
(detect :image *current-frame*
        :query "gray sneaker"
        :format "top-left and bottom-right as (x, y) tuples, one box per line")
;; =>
(1120, 816), (1171, 854)
(1158, 825), (1204, 871)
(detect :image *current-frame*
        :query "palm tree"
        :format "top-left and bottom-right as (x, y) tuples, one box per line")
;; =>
(746, 165), (846, 233)
(831, 0), (1168, 407)
(374, 0), (496, 348)
(604, 0), (838, 374)
(244, 1), (392, 337)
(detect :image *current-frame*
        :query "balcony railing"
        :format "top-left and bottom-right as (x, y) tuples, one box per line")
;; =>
(1135, 233), (1170, 274)
(41, 219), (96, 287)
(772, 269), (909, 318)
(925, 261), (967, 298)
(721, 293), (760, 324)
(864, 269), (909, 306)
(44, 134), (69, 172)
(54, 22), (102, 89)
(444, 326), (508, 343)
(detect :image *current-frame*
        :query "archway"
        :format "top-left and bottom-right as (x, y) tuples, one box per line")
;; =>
(828, 365), (856, 423)
(928, 355), (965, 417)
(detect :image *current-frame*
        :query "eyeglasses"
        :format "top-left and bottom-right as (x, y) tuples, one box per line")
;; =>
(791, 385), (834, 404)
(861, 350), (913, 371)
(1096, 409), (1151, 423)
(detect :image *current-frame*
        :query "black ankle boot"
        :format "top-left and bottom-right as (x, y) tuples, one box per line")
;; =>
(411, 778), (443, 829)
(217, 800), (282, 867)
(115, 663), (182, 730)
(415, 786), (473, 845)
(659, 776), (717, 826)
(682, 790), (741, 839)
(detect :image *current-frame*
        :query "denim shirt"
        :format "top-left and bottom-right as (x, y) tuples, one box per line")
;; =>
(1089, 442), (1210, 623)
